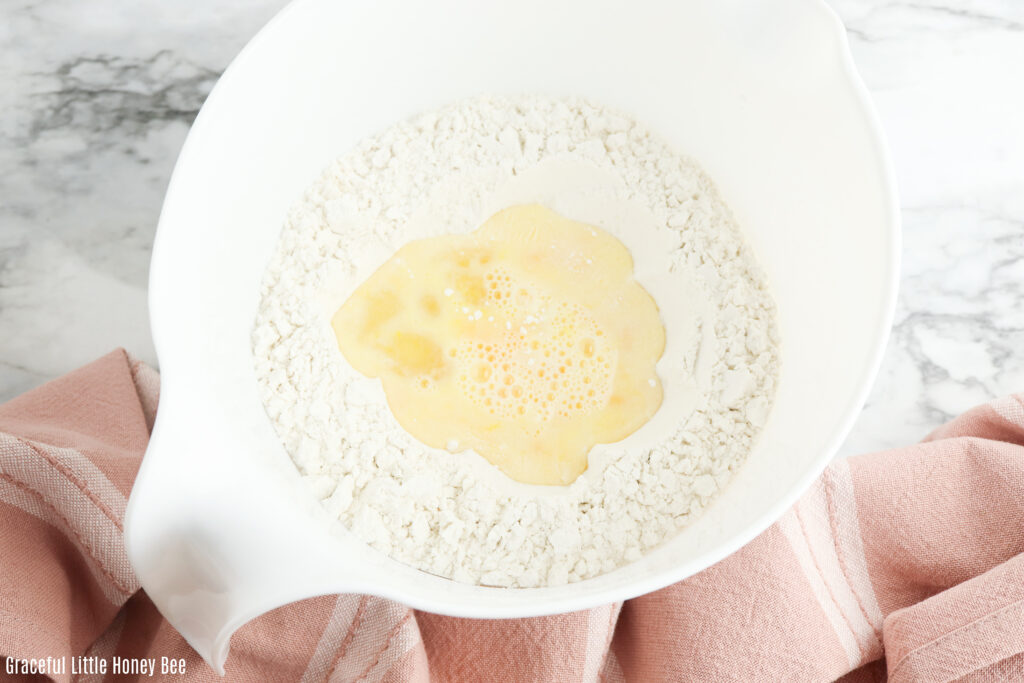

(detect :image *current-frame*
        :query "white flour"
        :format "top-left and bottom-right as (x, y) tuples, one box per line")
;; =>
(253, 96), (778, 587)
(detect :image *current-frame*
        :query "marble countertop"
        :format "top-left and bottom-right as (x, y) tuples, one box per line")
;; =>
(1, 0), (1022, 457)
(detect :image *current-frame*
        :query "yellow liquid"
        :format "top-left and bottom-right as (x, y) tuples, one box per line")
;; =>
(332, 204), (665, 485)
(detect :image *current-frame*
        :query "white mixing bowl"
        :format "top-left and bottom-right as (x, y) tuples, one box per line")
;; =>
(125, 0), (899, 672)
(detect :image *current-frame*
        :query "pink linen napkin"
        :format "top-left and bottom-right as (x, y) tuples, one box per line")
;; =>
(1, 349), (1022, 682)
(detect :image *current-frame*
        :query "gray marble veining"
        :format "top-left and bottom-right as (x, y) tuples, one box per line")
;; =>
(832, 0), (1024, 453)
(1, 0), (1022, 459)
(0, 0), (283, 397)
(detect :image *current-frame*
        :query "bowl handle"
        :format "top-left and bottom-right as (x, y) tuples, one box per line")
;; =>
(124, 395), (364, 674)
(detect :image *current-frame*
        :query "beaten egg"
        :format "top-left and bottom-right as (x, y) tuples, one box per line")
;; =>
(332, 204), (665, 485)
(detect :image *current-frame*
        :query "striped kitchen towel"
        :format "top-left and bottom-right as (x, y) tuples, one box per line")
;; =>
(0, 350), (1022, 682)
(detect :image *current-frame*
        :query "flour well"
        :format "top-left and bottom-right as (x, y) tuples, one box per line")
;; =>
(253, 95), (779, 587)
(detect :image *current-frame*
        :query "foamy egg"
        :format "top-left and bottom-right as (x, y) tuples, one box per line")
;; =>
(332, 204), (665, 486)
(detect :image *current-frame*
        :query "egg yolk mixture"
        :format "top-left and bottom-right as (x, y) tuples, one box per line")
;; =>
(332, 204), (665, 485)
